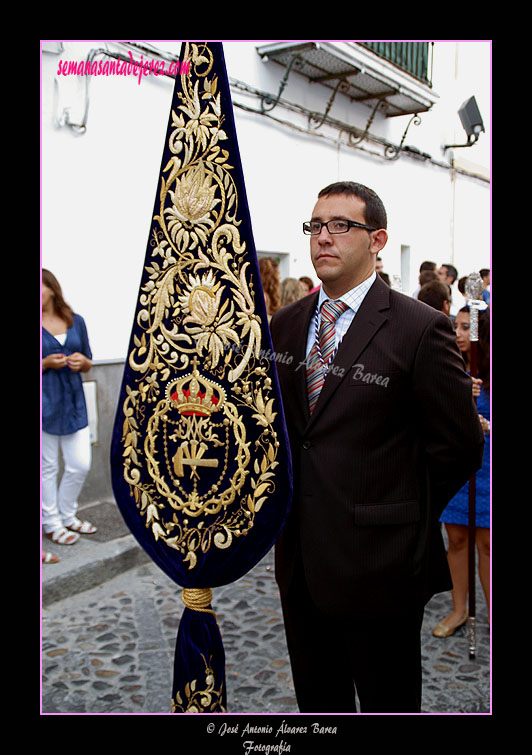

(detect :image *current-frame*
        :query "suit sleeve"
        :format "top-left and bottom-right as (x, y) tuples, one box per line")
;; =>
(413, 311), (485, 517)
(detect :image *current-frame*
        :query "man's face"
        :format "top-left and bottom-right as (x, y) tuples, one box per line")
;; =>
(438, 266), (450, 284)
(310, 193), (387, 297)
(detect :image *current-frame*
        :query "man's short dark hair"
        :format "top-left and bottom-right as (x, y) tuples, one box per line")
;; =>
(318, 181), (387, 230)
(419, 270), (438, 286)
(418, 280), (452, 312)
(419, 261), (436, 273)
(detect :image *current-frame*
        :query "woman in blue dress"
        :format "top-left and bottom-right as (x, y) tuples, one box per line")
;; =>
(432, 306), (490, 637)
(42, 269), (97, 558)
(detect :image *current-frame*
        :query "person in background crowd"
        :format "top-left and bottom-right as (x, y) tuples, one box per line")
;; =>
(433, 307), (491, 637)
(420, 270), (438, 284)
(438, 263), (460, 316)
(417, 280), (452, 317)
(411, 261), (437, 299)
(376, 257), (392, 286)
(479, 268), (490, 305)
(299, 276), (314, 295)
(280, 277), (305, 308)
(457, 276), (468, 308)
(259, 257), (281, 321)
(42, 269), (97, 557)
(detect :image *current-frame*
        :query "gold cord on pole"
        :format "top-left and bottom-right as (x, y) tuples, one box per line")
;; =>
(181, 588), (215, 615)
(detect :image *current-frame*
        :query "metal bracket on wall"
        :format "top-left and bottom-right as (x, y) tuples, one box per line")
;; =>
(344, 99), (388, 146)
(53, 75), (90, 134)
(308, 77), (351, 130)
(259, 54), (304, 113)
(384, 113), (422, 160)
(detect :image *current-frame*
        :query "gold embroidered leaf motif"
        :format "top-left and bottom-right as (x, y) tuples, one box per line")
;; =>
(147, 267), (177, 334)
(184, 550), (197, 569)
(254, 481), (273, 498)
(171, 654), (225, 713)
(152, 522), (166, 541)
(254, 498), (268, 513)
(180, 82), (219, 151)
(252, 389), (277, 427)
(145, 503), (159, 524)
(163, 156), (182, 191)
(202, 76), (218, 101)
(190, 44), (212, 71)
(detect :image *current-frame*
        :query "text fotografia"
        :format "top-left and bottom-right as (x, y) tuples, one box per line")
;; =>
(56, 52), (191, 86)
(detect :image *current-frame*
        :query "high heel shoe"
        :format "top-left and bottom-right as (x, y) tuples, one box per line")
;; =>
(432, 611), (468, 638)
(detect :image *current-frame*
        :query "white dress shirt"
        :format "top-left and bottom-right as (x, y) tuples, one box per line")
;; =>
(305, 271), (377, 358)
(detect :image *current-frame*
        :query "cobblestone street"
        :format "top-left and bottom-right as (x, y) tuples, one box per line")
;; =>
(42, 545), (490, 715)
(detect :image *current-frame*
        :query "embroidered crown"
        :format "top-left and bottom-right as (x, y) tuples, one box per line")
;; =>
(168, 357), (226, 417)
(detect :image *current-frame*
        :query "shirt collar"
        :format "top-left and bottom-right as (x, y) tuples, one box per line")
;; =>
(317, 270), (377, 312)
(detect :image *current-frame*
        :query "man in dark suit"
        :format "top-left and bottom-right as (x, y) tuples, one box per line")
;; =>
(269, 181), (484, 713)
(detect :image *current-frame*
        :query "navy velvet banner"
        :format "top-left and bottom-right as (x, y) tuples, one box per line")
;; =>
(110, 42), (292, 712)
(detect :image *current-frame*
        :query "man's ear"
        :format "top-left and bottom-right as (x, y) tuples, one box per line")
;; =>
(369, 228), (388, 255)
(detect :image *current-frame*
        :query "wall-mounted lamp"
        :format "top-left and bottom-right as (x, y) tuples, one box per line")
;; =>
(444, 95), (485, 151)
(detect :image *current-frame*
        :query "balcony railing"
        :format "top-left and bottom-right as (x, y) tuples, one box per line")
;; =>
(359, 42), (432, 86)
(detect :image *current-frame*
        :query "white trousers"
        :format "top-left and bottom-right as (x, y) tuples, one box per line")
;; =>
(42, 426), (92, 533)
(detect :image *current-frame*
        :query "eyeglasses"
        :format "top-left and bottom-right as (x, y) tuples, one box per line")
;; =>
(303, 219), (377, 235)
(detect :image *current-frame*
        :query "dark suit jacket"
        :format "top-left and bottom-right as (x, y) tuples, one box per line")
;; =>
(270, 276), (485, 619)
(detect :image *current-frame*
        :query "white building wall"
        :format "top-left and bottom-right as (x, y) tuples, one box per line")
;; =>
(41, 40), (490, 363)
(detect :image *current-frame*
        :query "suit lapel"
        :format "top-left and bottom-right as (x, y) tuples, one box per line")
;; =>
(305, 277), (391, 429)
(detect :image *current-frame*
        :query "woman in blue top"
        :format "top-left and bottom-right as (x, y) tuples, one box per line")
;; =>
(42, 269), (97, 552)
(432, 307), (490, 637)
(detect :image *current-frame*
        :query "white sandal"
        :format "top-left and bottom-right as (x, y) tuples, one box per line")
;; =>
(47, 527), (79, 545)
(66, 517), (97, 534)
(42, 551), (60, 564)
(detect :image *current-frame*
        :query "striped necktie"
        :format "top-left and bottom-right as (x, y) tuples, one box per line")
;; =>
(306, 299), (348, 414)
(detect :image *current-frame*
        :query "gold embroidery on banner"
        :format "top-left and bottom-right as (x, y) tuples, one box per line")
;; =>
(171, 654), (226, 713)
(120, 43), (280, 569)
